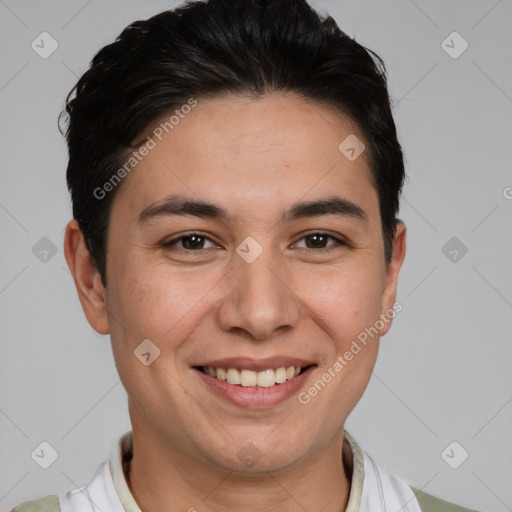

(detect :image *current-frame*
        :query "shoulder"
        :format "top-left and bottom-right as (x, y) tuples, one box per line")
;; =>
(9, 495), (60, 512)
(410, 486), (484, 512)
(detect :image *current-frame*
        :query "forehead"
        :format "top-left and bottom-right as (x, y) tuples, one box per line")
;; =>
(114, 93), (378, 224)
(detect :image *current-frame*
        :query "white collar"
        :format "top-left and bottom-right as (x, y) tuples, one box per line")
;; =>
(59, 430), (420, 512)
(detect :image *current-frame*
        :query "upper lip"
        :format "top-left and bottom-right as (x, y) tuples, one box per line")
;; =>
(195, 357), (316, 372)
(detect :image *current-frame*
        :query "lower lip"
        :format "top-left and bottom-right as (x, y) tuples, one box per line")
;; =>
(194, 366), (317, 409)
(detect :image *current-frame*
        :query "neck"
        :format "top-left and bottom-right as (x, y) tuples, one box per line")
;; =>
(124, 423), (353, 512)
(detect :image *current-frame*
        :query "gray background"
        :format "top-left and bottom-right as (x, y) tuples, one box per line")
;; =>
(1, 0), (511, 511)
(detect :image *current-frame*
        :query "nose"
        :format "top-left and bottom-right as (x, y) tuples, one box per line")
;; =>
(216, 244), (301, 340)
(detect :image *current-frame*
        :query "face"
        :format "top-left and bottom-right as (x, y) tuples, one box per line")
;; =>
(66, 93), (406, 474)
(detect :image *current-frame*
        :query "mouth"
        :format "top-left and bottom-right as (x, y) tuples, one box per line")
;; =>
(192, 358), (318, 408)
(195, 364), (315, 388)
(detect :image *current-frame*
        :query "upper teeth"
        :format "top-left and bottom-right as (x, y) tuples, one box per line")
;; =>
(201, 366), (302, 388)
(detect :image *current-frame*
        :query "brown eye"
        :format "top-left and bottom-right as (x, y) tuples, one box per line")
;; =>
(293, 232), (348, 253)
(162, 233), (216, 251)
(304, 233), (330, 249)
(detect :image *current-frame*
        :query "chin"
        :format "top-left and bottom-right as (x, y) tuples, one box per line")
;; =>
(202, 429), (313, 475)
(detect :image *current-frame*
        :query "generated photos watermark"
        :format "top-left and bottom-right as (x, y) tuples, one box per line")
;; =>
(298, 301), (403, 405)
(93, 98), (198, 200)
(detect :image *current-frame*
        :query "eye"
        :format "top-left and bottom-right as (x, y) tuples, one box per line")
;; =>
(292, 232), (348, 253)
(162, 233), (217, 252)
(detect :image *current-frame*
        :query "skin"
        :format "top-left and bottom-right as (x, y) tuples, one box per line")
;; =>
(64, 93), (406, 512)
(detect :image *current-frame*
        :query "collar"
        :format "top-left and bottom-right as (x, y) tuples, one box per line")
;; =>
(109, 429), (365, 512)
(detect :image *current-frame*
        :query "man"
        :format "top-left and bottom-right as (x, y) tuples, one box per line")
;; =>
(11, 0), (483, 510)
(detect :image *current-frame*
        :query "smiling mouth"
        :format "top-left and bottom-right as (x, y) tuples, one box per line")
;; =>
(195, 365), (315, 388)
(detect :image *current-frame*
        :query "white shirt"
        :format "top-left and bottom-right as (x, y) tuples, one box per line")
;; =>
(58, 430), (422, 512)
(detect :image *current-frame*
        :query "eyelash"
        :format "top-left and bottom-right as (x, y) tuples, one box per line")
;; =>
(161, 232), (349, 255)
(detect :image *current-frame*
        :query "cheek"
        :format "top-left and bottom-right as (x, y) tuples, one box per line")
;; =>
(108, 255), (205, 340)
(105, 259), (196, 422)
(296, 262), (385, 345)
(295, 269), (383, 428)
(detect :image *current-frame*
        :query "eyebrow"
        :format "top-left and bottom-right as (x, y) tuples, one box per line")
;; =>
(138, 194), (368, 225)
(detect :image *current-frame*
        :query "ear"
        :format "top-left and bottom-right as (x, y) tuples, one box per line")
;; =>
(379, 220), (406, 337)
(63, 219), (109, 334)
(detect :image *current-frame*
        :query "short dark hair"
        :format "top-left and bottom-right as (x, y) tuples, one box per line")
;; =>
(60, 0), (405, 287)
